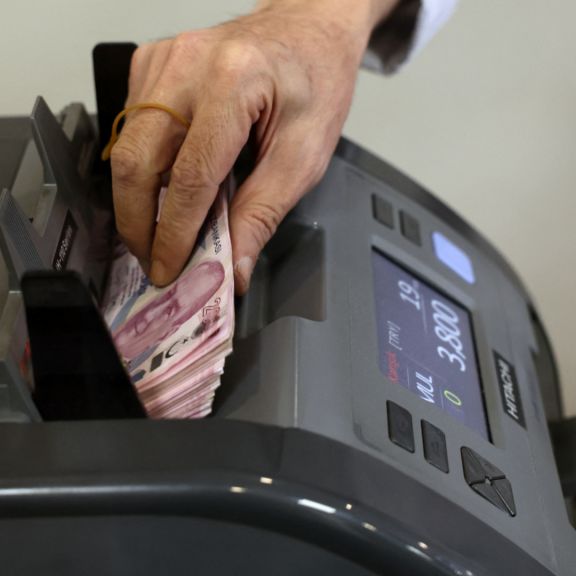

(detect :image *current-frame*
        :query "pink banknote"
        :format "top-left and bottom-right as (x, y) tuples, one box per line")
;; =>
(102, 179), (235, 418)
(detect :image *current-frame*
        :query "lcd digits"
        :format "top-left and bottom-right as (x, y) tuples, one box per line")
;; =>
(372, 250), (489, 440)
(431, 300), (468, 373)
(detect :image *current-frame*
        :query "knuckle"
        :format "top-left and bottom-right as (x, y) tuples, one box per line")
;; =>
(172, 147), (216, 192)
(162, 32), (207, 83)
(130, 44), (148, 75)
(153, 211), (198, 262)
(156, 216), (187, 246)
(213, 41), (266, 85)
(242, 201), (285, 247)
(171, 31), (204, 60)
(166, 185), (201, 219)
(171, 168), (205, 201)
(111, 140), (148, 188)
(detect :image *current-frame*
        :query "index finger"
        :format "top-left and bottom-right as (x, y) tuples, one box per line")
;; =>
(149, 94), (255, 286)
(110, 106), (190, 265)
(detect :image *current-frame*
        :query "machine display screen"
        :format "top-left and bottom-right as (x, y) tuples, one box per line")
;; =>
(372, 250), (489, 440)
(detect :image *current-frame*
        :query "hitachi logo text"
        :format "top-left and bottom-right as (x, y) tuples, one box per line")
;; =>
(498, 359), (519, 420)
(493, 352), (526, 428)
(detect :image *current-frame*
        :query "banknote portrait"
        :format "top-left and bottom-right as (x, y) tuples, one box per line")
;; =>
(113, 260), (225, 362)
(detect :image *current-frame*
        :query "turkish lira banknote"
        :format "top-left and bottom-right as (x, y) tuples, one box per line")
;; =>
(101, 180), (234, 418)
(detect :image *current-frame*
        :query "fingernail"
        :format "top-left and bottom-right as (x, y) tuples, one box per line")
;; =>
(234, 256), (254, 293)
(150, 259), (167, 286)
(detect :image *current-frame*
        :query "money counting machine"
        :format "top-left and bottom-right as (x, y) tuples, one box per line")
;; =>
(0, 44), (575, 575)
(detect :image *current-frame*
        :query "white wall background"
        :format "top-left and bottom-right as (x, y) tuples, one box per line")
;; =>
(1, 1), (574, 415)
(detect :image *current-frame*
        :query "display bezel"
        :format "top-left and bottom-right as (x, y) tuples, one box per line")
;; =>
(371, 247), (492, 442)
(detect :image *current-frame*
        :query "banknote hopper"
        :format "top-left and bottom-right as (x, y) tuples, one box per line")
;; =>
(0, 44), (575, 575)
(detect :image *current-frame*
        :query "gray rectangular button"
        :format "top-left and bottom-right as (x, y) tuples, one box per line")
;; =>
(387, 401), (415, 453)
(400, 211), (421, 245)
(372, 195), (394, 229)
(422, 420), (449, 473)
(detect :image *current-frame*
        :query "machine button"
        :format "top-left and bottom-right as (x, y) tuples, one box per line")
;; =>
(422, 421), (449, 472)
(470, 479), (516, 517)
(461, 447), (516, 517)
(372, 195), (394, 229)
(461, 447), (505, 484)
(400, 211), (422, 245)
(471, 480), (509, 513)
(492, 478), (516, 516)
(387, 402), (415, 453)
(461, 447), (489, 484)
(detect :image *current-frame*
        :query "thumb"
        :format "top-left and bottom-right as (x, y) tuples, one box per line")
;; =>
(229, 143), (323, 294)
(229, 176), (287, 295)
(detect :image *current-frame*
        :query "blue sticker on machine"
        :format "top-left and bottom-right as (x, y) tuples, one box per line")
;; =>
(432, 232), (475, 284)
(494, 352), (526, 428)
(372, 250), (489, 440)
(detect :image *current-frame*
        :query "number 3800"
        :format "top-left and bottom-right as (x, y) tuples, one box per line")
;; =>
(431, 300), (467, 372)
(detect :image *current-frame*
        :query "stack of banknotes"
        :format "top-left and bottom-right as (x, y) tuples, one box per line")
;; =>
(101, 184), (234, 418)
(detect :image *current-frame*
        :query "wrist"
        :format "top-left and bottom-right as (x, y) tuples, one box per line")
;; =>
(253, 0), (400, 56)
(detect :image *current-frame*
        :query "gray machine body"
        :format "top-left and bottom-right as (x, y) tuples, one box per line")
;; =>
(220, 142), (575, 575)
(0, 100), (573, 576)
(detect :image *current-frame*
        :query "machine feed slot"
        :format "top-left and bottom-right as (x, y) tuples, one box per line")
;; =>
(236, 220), (325, 339)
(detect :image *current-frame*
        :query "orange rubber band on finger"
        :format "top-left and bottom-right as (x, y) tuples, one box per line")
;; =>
(101, 102), (191, 161)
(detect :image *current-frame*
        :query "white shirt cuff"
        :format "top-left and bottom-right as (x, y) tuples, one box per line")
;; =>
(363, 0), (459, 74)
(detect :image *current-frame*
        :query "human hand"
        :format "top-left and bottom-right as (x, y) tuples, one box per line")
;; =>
(111, 0), (398, 292)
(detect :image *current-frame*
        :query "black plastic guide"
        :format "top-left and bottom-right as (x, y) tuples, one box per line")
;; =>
(21, 271), (145, 420)
(92, 42), (138, 154)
